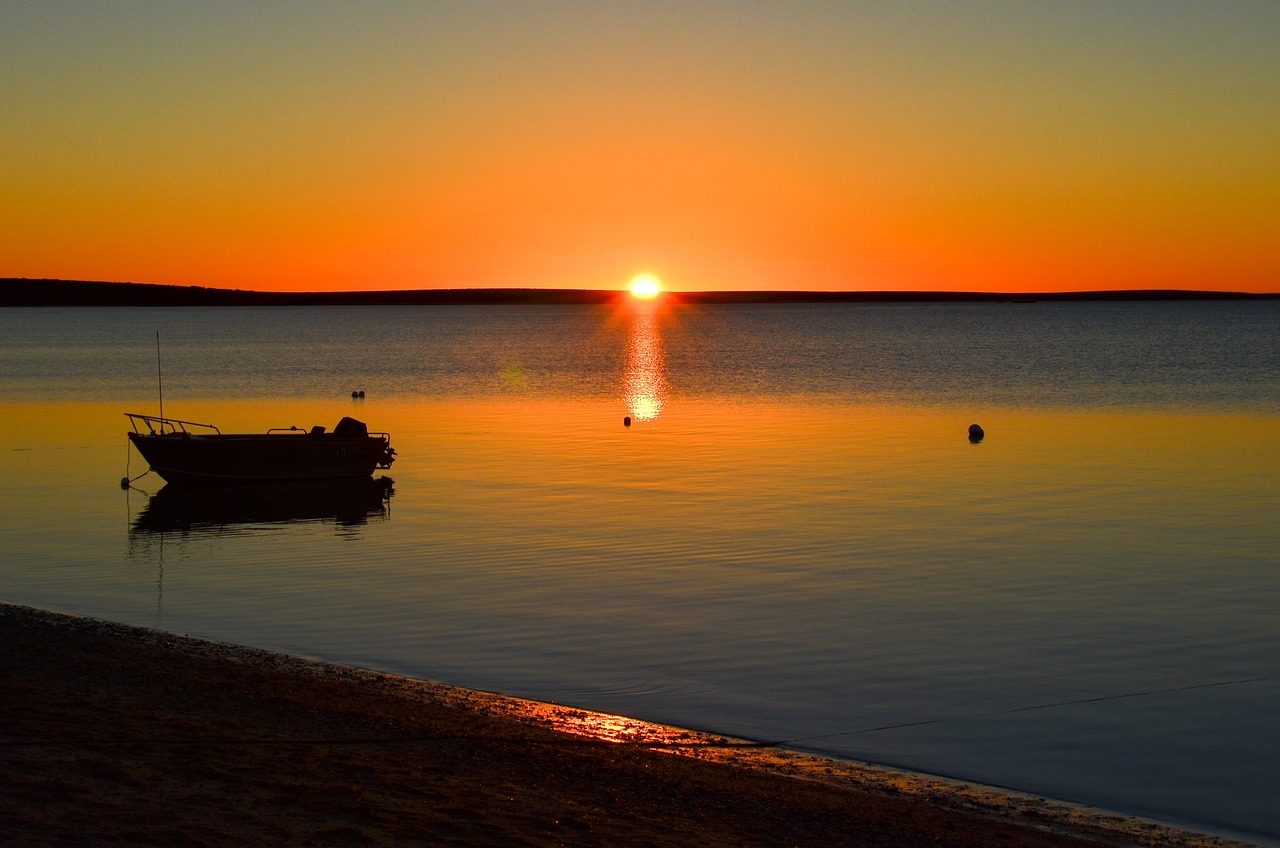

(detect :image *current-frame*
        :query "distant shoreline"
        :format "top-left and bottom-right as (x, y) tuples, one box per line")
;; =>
(2, 277), (1277, 307)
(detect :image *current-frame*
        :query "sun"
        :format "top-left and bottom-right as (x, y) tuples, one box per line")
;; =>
(629, 274), (662, 299)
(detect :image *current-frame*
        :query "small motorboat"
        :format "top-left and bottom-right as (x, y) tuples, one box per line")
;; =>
(126, 413), (396, 484)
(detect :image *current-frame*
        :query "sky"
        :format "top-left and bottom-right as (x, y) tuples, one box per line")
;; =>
(2, 1), (1278, 293)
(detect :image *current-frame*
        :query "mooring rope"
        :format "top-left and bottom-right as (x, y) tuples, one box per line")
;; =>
(121, 435), (152, 487)
(121, 469), (153, 487)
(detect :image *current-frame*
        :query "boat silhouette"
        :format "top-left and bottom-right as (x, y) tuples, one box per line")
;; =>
(125, 413), (396, 485)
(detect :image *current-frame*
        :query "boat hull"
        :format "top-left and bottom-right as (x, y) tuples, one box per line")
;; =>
(128, 431), (393, 484)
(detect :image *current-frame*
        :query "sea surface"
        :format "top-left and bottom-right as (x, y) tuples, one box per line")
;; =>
(2, 300), (1278, 844)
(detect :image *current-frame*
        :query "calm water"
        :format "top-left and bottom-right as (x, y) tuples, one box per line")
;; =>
(2, 301), (1279, 844)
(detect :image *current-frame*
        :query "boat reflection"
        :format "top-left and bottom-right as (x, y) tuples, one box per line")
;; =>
(624, 305), (668, 422)
(131, 477), (394, 535)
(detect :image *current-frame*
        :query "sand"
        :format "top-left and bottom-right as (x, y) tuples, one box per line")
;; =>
(0, 602), (1252, 847)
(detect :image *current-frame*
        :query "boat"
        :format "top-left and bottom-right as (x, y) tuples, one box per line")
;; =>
(125, 413), (396, 484)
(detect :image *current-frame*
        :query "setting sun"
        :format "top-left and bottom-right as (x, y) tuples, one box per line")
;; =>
(629, 275), (662, 299)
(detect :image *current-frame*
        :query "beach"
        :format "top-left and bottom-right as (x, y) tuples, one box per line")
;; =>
(1, 603), (1247, 848)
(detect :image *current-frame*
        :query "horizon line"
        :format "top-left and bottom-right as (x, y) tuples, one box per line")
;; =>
(3, 277), (1277, 307)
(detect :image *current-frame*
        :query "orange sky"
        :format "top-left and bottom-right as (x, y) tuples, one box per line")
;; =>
(2, 2), (1277, 293)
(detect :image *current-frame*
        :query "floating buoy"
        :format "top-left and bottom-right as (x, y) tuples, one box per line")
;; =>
(119, 477), (130, 490)
(351, 391), (359, 398)
(358, 390), (365, 398)
(968, 423), (985, 442)
(623, 416), (632, 427)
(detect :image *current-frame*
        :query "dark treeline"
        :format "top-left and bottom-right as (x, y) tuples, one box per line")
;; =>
(2, 278), (1276, 307)
(0, 279), (622, 306)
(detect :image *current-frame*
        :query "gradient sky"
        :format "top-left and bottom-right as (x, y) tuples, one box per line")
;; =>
(3, 1), (1277, 293)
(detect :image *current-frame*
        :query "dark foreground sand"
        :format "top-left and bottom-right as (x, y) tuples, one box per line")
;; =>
(1, 603), (1249, 847)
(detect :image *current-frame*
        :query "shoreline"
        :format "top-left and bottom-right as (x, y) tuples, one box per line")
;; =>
(1, 602), (1257, 847)
(4, 277), (1279, 307)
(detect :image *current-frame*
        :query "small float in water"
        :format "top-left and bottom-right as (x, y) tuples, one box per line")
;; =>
(125, 413), (396, 485)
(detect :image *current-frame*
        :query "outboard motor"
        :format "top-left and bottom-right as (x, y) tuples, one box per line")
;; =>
(333, 416), (369, 438)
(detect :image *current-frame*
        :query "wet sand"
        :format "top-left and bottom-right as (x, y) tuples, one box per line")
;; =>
(0, 603), (1249, 847)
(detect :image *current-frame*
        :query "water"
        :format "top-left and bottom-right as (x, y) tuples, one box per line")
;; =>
(2, 301), (1278, 844)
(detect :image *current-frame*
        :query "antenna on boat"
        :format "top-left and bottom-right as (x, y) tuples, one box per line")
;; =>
(156, 331), (164, 424)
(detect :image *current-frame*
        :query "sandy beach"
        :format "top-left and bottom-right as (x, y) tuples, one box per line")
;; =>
(0, 602), (1251, 847)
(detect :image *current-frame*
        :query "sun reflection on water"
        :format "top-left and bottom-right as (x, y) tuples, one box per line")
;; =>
(623, 305), (667, 422)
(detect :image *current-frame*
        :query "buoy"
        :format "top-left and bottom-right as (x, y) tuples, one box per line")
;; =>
(120, 477), (130, 489)
(968, 423), (985, 442)
(623, 416), (632, 427)
(358, 390), (365, 398)
(351, 391), (359, 398)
